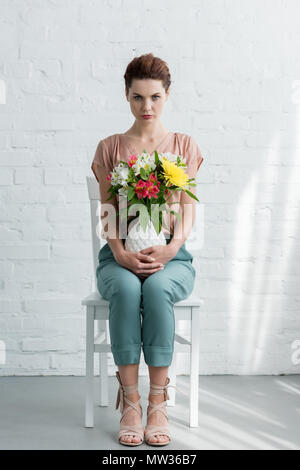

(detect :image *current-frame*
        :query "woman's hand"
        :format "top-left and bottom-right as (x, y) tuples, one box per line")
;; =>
(137, 244), (178, 279)
(115, 250), (165, 279)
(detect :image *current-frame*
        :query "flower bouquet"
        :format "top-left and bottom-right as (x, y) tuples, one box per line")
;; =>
(104, 149), (199, 252)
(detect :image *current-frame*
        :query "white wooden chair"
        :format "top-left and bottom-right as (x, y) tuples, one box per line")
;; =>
(81, 176), (202, 428)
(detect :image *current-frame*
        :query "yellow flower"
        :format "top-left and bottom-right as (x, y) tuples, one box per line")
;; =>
(161, 158), (189, 188)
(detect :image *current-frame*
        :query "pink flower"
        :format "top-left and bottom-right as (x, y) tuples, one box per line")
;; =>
(145, 180), (159, 199)
(148, 172), (157, 183)
(135, 179), (148, 199)
(128, 155), (138, 168)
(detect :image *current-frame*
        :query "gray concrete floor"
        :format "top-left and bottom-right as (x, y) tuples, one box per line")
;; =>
(0, 375), (299, 450)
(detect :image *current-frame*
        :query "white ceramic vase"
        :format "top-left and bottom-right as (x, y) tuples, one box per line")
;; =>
(125, 217), (166, 253)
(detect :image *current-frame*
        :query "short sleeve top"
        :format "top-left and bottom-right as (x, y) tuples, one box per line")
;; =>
(91, 132), (204, 236)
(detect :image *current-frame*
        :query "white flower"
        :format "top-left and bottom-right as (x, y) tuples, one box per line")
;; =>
(158, 152), (186, 165)
(118, 186), (129, 197)
(110, 162), (130, 186)
(131, 153), (156, 175)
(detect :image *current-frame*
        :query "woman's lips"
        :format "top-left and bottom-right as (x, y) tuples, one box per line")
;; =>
(142, 115), (152, 119)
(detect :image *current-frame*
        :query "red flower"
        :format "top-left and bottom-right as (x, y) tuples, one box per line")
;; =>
(128, 155), (138, 168)
(135, 179), (148, 199)
(145, 180), (159, 199)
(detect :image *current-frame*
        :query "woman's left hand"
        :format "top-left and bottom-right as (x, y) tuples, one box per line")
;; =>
(137, 244), (177, 279)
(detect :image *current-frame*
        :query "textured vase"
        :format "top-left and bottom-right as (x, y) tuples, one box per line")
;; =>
(125, 217), (166, 253)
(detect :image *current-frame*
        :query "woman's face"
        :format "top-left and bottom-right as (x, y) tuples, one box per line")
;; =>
(125, 79), (169, 123)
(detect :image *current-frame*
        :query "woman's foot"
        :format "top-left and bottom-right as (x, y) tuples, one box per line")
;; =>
(145, 393), (170, 444)
(119, 391), (143, 445)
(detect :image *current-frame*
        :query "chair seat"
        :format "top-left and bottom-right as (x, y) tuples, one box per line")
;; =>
(81, 290), (201, 307)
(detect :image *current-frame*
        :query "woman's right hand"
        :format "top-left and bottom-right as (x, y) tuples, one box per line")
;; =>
(115, 250), (164, 279)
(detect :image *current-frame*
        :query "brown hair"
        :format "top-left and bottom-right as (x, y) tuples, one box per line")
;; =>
(124, 53), (171, 94)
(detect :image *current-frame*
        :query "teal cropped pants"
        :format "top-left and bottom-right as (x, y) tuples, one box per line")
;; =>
(95, 235), (196, 367)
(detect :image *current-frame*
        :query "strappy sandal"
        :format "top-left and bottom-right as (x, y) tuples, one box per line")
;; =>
(115, 370), (144, 446)
(144, 377), (179, 447)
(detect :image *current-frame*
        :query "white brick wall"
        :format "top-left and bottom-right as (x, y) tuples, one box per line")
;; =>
(1, 0), (300, 376)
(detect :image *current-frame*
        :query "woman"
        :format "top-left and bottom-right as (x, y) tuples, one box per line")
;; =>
(91, 53), (204, 447)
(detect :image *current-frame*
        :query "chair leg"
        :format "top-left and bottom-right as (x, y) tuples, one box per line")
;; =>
(189, 306), (200, 427)
(85, 305), (95, 427)
(98, 318), (108, 406)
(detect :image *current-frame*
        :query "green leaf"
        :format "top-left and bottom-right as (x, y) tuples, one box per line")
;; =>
(139, 167), (147, 180)
(139, 207), (150, 232)
(184, 189), (199, 202)
(150, 204), (161, 235)
(169, 210), (182, 221)
(127, 186), (135, 200)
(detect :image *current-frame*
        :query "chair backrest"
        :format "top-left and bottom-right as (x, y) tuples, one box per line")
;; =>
(86, 176), (106, 288)
(86, 175), (203, 288)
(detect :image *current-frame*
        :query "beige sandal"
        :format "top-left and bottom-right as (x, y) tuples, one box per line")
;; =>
(144, 377), (179, 447)
(115, 371), (144, 446)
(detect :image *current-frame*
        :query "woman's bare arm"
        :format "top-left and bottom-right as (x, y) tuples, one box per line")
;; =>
(92, 161), (126, 262)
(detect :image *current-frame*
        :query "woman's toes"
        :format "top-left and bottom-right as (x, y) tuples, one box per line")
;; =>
(150, 434), (163, 443)
(121, 435), (141, 444)
(156, 434), (168, 443)
(148, 433), (169, 443)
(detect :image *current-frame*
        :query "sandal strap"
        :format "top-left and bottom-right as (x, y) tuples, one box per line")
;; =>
(115, 371), (144, 444)
(119, 397), (142, 419)
(119, 423), (144, 441)
(115, 371), (142, 418)
(149, 377), (184, 401)
(147, 377), (184, 423)
(147, 399), (168, 419)
(144, 425), (170, 441)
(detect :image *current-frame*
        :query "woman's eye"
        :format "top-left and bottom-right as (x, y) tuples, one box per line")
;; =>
(133, 96), (160, 100)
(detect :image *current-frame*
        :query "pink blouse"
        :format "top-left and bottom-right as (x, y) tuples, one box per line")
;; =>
(91, 132), (204, 237)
